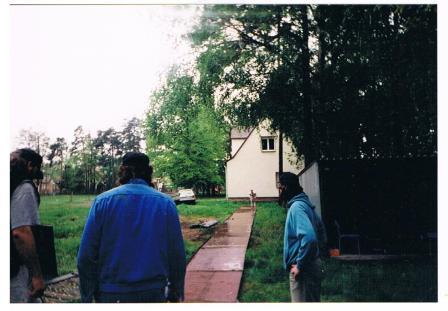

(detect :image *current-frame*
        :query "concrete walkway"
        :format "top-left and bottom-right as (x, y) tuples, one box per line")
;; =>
(184, 206), (256, 302)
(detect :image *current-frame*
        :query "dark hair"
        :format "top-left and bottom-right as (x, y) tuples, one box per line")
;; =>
(17, 148), (43, 167)
(118, 164), (154, 187)
(10, 148), (43, 198)
(278, 172), (303, 207)
(279, 172), (303, 192)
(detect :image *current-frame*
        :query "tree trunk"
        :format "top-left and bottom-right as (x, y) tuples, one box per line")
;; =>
(301, 5), (314, 166)
(391, 10), (404, 156)
(278, 130), (283, 175)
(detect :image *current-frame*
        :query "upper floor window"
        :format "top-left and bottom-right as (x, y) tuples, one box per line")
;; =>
(261, 137), (275, 151)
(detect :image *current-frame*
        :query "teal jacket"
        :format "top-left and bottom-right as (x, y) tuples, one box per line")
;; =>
(283, 192), (327, 270)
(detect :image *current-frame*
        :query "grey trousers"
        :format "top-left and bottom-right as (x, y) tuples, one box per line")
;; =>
(289, 258), (322, 302)
(10, 265), (42, 303)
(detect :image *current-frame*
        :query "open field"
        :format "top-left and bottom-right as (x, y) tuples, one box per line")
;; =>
(39, 195), (242, 275)
(238, 202), (438, 302)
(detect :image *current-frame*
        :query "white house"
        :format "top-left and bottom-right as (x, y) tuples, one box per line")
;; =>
(226, 121), (302, 200)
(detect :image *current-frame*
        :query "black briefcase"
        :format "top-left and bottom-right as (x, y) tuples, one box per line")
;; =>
(31, 225), (58, 280)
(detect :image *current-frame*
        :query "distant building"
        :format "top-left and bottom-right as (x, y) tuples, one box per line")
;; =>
(38, 176), (59, 195)
(226, 121), (302, 201)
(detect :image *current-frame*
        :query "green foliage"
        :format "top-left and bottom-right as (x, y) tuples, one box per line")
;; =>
(120, 117), (144, 153)
(313, 5), (437, 159)
(191, 5), (437, 163)
(40, 118), (145, 195)
(145, 71), (229, 193)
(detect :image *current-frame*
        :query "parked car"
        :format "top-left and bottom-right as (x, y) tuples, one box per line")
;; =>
(174, 189), (196, 205)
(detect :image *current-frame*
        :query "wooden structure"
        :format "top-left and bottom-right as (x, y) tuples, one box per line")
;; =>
(298, 157), (437, 254)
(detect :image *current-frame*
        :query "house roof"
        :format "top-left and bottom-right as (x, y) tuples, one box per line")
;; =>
(230, 128), (253, 139)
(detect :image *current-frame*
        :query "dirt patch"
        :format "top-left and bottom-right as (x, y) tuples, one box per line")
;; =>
(182, 223), (205, 241)
(180, 217), (217, 242)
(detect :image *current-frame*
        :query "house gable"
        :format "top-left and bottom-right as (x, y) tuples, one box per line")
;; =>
(226, 123), (301, 199)
(229, 128), (256, 159)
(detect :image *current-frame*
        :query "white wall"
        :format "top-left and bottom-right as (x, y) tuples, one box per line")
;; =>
(298, 162), (322, 217)
(226, 124), (300, 198)
(231, 139), (245, 157)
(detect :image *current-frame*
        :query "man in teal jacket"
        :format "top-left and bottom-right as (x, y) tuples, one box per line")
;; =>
(280, 172), (327, 302)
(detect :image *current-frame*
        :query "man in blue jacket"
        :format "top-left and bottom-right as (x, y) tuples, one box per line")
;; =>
(280, 172), (327, 302)
(77, 152), (186, 303)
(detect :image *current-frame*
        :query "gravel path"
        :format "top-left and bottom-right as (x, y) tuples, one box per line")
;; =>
(43, 274), (80, 303)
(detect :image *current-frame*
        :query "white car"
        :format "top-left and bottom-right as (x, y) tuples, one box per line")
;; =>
(174, 189), (196, 205)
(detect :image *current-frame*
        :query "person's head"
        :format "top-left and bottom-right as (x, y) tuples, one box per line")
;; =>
(118, 152), (154, 186)
(10, 148), (44, 195)
(278, 172), (303, 206)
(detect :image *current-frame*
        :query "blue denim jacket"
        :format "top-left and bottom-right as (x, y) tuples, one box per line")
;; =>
(77, 179), (186, 302)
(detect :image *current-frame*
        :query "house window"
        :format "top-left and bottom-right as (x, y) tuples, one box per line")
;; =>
(261, 137), (275, 151)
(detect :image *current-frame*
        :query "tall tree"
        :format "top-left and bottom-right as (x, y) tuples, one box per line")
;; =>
(191, 5), (315, 164)
(16, 129), (50, 158)
(67, 126), (99, 193)
(313, 5), (436, 158)
(48, 137), (67, 167)
(190, 4), (436, 162)
(121, 117), (143, 153)
(94, 128), (123, 189)
(146, 71), (228, 194)
(47, 137), (68, 191)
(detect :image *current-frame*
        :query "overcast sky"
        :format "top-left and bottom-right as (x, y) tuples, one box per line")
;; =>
(10, 4), (201, 148)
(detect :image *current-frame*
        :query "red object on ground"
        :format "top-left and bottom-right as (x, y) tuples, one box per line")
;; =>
(329, 248), (341, 257)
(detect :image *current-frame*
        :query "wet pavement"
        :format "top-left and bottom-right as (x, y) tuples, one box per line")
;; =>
(184, 206), (255, 302)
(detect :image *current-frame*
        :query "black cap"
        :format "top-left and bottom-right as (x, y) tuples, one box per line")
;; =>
(122, 152), (150, 167)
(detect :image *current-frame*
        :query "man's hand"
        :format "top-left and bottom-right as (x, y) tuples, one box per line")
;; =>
(29, 276), (46, 298)
(12, 226), (45, 299)
(290, 264), (301, 280)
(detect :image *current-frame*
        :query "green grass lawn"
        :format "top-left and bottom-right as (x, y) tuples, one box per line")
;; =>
(39, 196), (436, 302)
(39, 195), (95, 276)
(178, 198), (244, 223)
(238, 202), (438, 302)
(39, 195), (241, 275)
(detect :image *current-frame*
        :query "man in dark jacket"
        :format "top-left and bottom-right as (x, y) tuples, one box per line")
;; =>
(77, 152), (186, 303)
(280, 172), (327, 302)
